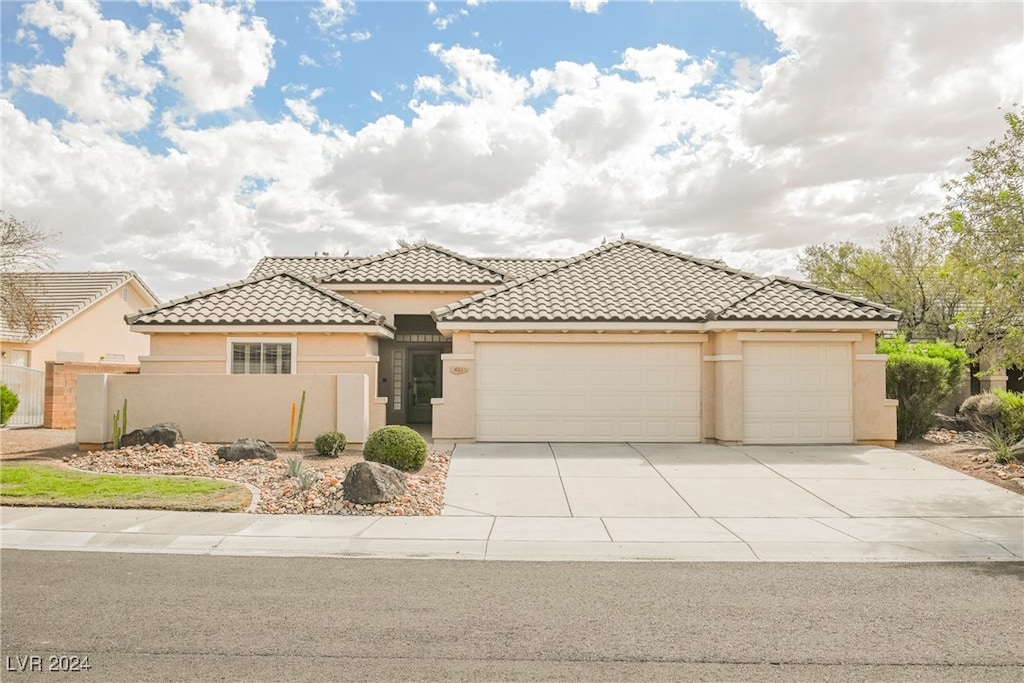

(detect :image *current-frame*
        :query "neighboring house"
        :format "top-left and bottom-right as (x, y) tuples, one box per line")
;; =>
(1, 271), (160, 371)
(126, 240), (901, 445)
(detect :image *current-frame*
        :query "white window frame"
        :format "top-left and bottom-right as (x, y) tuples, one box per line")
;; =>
(226, 338), (297, 375)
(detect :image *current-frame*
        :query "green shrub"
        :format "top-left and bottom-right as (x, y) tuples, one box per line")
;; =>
(992, 389), (1024, 442)
(0, 385), (19, 425)
(877, 336), (970, 442)
(313, 431), (347, 457)
(363, 425), (428, 472)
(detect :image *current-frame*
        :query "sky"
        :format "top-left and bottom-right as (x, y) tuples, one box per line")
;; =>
(1, 0), (1021, 300)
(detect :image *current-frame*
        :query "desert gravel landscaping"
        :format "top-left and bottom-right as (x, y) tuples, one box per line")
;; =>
(0, 430), (450, 516)
(64, 442), (451, 515)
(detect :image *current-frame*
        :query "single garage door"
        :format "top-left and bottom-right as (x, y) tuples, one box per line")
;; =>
(476, 342), (701, 442)
(743, 342), (853, 444)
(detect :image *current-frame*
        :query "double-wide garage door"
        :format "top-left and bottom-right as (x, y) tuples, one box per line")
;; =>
(476, 342), (701, 442)
(743, 342), (853, 444)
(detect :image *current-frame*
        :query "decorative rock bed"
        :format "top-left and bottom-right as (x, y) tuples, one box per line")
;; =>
(65, 442), (451, 516)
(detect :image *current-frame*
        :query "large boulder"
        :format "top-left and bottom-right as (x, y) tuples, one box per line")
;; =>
(958, 394), (1004, 433)
(933, 413), (972, 432)
(343, 461), (407, 504)
(216, 438), (277, 461)
(1010, 438), (1024, 461)
(120, 423), (184, 448)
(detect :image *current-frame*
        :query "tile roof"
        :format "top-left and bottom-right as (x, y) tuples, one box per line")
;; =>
(475, 258), (564, 280)
(434, 240), (766, 323)
(126, 274), (392, 328)
(1, 271), (159, 342)
(318, 244), (508, 285)
(248, 256), (356, 281)
(716, 278), (902, 321)
(250, 252), (561, 283)
(434, 240), (902, 325)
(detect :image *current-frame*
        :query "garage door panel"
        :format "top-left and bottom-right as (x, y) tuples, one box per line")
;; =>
(477, 342), (701, 442)
(744, 342), (853, 445)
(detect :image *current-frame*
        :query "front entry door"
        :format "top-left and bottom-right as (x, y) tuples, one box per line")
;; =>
(408, 351), (441, 423)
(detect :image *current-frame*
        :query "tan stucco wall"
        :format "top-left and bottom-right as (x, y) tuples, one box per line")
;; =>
(2, 282), (153, 372)
(851, 332), (897, 446)
(139, 331), (386, 433)
(77, 373), (373, 447)
(708, 331), (744, 445)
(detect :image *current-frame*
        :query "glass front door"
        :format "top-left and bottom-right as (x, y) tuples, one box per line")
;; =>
(408, 351), (441, 423)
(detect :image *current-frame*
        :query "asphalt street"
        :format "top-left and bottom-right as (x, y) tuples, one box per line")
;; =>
(1, 550), (1021, 682)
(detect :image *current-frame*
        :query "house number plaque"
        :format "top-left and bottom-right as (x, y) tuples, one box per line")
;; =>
(450, 366), (469, 375)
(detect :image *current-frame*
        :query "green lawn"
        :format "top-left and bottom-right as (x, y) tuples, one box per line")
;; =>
(0, 464), (251, 512)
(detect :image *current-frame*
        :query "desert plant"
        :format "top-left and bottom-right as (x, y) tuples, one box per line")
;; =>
(112, 398), (128, 448)
(0, 384), (19, 425)
(313, 431), (347, 457)
(284, 455), (304, 478)
(363, 425), (428, 472)
(294, 468), (317, 492)
(290, 390), (307, 450)
(877, 336), (969, 442)
(979, 424), (1016, 465)
(991, 389), (1024, 442)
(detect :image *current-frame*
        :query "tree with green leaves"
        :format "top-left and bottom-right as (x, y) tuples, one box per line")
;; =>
(798, 222), (967, 343)
(928, 108), (1024, 369)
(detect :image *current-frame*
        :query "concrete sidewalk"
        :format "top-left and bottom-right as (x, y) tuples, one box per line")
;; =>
(2, 443), (1022, 562)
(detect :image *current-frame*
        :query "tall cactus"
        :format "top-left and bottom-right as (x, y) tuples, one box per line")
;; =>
(112, 398), (128, 449)
(292, 390), (306, 450)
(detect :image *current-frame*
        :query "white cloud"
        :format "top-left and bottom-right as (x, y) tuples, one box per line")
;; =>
(370, 90), (383, 102)
(310, 0), (355, 33)
(569, 0), (609, 14)
(427, 1), (438, 14)
(298, 54), (320, 67)
(159, 3), (275, 114)
(3, 1), (1022, 297)
(8, 0), (161, 132)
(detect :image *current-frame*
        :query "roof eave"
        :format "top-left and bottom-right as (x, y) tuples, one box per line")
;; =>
(128, 323), (395, 337)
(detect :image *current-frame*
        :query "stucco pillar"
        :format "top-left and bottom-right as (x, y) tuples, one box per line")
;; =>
(75, 373), (110, 449)
(977, 358), (1008, 393)
(432, 353), (476, 441)
(707, 331), (743, 445)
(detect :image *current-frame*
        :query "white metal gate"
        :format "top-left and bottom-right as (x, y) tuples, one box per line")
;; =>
(1, 364), (45, 427)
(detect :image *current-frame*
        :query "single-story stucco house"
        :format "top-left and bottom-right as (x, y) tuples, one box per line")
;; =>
(124, 240), (901, 446)
(2, 271), (159, 370)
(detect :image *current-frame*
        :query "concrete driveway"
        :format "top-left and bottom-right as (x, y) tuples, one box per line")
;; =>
(441, 442), (1024, 561)
(3, 442), (1020, 563)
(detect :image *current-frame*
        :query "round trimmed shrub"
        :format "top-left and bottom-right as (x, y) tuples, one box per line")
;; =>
(363, 425), (428, 472)
(0, 384), (19, 426)
(313, 431), (347, 457)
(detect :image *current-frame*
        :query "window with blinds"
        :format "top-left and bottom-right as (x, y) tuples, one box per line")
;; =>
(231, 342), (293, 374)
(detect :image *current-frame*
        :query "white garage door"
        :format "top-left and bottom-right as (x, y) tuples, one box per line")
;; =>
(743, 342), (853, 444)
(476, 342), (701, 442)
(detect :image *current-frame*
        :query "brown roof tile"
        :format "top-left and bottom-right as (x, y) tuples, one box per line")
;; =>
(433, 240), (767, 323)
(127, 274), (391, 328)
(319, 244), (507, 285)
(475, 258), (564, 280)
(716, 278), (902, 321)
(248, 256), (356, 280)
